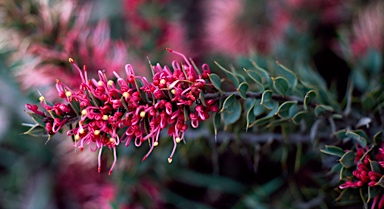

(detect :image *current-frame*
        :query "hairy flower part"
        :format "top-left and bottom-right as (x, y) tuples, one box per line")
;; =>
(2, 0), (128, 99)
(25, 49), (218, 175)
(338, 145), (384, 208)
(350, 1), (384, 58)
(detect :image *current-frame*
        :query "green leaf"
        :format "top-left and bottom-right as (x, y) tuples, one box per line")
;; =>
(345, 130), (367, 148)
(253, 99), (265, 116)
(199, 91), (207, 106)
(23, 125), (47, 137)
(329, 163), (342, 174)
(370, 160), (381, 173)
(277, 101), (297, 118)
(70, 99), (80, 115)
(334, 129), (347, 139)
(209, 73), (222, 92)
(304, 90), (316, 110)
(213, 112), (221, 140)
(275, 61), (298, 90)
(340, 166), (353, 180)
(237, 82), (249, 99)
(220, 94), (235, 113)
(375, 175), (384, 188)
(314, 104), (334, 117)
(339, 150), (355, 168)
(368, 186), (381, 202)
(222, 98), (242, 126)
(320, 145), (345, 157)
(374, 131), (383, 146)
(214, 61), (239, 87)
(243, 68), (264, 92)
(292, 111), (308, 125)
(351, 129), (369, 141)
(250, 60), (272, 88)
(250, 101), (279, 127)
(26, 112), (46, 128)
(272, 77), (289, 96)
(260, 90), (273, 109)
(332, 114), (343, 119)
(244, 98), (256, 131)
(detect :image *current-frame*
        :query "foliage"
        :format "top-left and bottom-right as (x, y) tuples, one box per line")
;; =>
(1, 0), (384, 208)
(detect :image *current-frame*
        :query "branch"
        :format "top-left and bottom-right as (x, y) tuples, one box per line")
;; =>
(204, 91), (317, 108)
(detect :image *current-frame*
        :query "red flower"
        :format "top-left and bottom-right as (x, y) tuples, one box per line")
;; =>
(26, 49), (219, 175)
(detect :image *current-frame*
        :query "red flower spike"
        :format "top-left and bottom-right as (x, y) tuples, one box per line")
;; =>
(25, 49), (219, 174)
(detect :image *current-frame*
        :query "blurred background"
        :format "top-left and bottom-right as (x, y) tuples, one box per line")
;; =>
(0, 0), (383, 208)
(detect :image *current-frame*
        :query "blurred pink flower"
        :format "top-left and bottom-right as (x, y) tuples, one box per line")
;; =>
(350, 1), (384, 58)
(56, 161), (117, 209)
(6, 0), (128, 100)
(203, 0), (290, 56)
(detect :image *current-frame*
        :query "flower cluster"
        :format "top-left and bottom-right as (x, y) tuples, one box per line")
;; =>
(25, 49), (218, 175)
(338, 145), (384, 208)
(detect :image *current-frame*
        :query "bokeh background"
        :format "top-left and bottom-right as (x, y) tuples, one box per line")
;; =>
(0, 0), (383, 208)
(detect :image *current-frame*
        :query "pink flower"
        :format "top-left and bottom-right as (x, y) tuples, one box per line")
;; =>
(203, 0), (289, 56)
(25, 49), (219, 175)
(350, 1), (384, 58)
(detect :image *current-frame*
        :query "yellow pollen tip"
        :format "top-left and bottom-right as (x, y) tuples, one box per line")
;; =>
(102, 115), (109, 120)
(68, 58), (74, 63)
(139, 111), (146, 118)
(168, 158), (172, 163)
(171, 89), (176, 94)
(154, 141), (159, 147)
(160, 79), (166, 85)
(79, 128), (84, 134)
(109, 138), (115, 143)
(81, 109), (87, 115)
(97, 81), (103, 86)
(94, 130), (100, 135)
(65, 91), (72, 97)
(39, 96), (45, 101)
(74, 134), (80, 141)
(123, 92), (129, 99)
(176, 137), (181, 143)
(107, 80), (114, 86)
